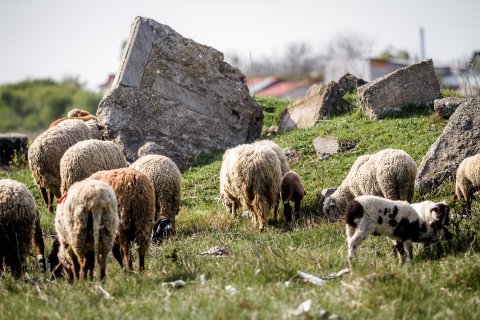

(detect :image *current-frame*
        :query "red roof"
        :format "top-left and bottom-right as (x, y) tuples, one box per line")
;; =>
(99, 74), (115, 90)
(257, 80), (309, 97)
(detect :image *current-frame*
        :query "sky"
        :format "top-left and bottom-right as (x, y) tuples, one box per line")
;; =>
(1, 0), (479, 91)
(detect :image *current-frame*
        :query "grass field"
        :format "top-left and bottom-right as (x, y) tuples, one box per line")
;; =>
(1, 96), (480, 319)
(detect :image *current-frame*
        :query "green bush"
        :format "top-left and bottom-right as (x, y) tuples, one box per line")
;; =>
(0, 79), (101, 132)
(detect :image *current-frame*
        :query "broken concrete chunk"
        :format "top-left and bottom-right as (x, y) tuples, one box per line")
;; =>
(97, 16), (262, 169)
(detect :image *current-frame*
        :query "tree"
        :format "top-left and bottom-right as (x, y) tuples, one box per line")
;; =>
(326, 32), (373, 60)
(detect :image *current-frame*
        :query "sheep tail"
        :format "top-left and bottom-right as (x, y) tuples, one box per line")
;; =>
(91, 209), (101, 265)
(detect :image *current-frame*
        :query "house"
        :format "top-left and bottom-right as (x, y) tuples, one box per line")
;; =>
(246, 77), (311, 99)
(324, 58), (408, 83)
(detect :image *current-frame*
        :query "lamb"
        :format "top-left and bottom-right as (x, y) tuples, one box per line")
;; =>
(345, 195), (451, 261)
(60, 139), (129, 194)
(253, 140), (290, 175)
(324, 149), (417, 219)
(28, 119), (103, 211)
(219, 144), (282, 230)
(90, 168), (155, 272)
(130, 154), (181, 235)
(55, 179), (119, 281)
(454, 154), (480, 212)
(281, 171), (306, 221)
(0, 179), (46, 277)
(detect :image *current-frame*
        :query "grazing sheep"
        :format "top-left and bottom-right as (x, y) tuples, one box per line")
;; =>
(281, 171), (306, 222)
(220, 144), (282, 231)
(345, 195), (451, 261)
(253, 140), (290, 175)
(324, 149), (417, 219)
(60, 140), (129, 194)
(0, 179), (45, 277)
(130, 154), (181, 234)
(455, 154), (480, 212)
(152, 218), (174, 244)
(49, 114), (98, 128)
(28, 119), (103, 211)
(219, 145), (244, 217)
(90, 168), (155, 272)
(55, 179), (118, 281)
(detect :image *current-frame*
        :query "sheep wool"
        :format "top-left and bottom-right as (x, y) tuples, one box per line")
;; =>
(253, 140), (290, 175)
(220, 144), (282, 231)
(0, 179), (38, 277)
(55, 179), (119, 281)
(60, 139), (129, 194)
(130, 154), (181, 234)
(28, 119), (103, 210)
(345, 195), (451, 261)
(90, 168), (155, 272)
(324, 149), (416, 219)
(455, 154), (480, 211)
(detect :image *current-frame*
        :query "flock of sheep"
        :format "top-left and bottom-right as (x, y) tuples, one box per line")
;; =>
(0, 108), (479, 281)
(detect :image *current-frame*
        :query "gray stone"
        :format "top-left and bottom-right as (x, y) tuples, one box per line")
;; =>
(338, 73), (367, 95)
(282, 147), (301, 165)
(434, 97), (467, 119)
(416, 98), (480, 192)
(0, 133), (28, 166)
(317, 188), (337, 216)
(358, 59), (441, 119)
(313, 136), (339, 160)
(97, 17), (262, 169)
(278, 81), (341, 131)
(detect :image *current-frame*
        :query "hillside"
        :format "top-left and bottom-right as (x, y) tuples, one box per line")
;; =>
(1, 96), (480, 319)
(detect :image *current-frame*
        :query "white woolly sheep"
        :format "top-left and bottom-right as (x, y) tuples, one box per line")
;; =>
(60, 139), (129, 194)
(0, 179), (46, 277)
(253, 140), (290, 175)
(28, 119), (103, 211)
(219, 144), (282, 231)
(55, 179), (119, 281)
(130, 154), (181, 235)
(324, 149), (417, 219)
(345, 195), (451, 261)
(455, 154), (480, 212)
(219, 145), (244, 217)
(90, 168), (155, 272)
(281, 171), (306, 222)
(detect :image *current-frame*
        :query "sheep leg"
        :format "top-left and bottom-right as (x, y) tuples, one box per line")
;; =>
(403, 240), (413, 261)
(273, 196), (279, 224)
(284, 202), (292, 222)
(138, 245), (147, 272)
(86, 251), (95, 281)
(347, 229), (369, 261)
(121, 240), (132, 272)
(392, 240), (405, 260)
(48, 236), (61, 274)
(98, 253), (107, 281)
(48, 190), (55, 212)
(112, 242), (123, 267)
(33, 210), (46, 272)
(4, 254), (23, 278)
(294, 199), (301, 221)
(79, 257), (88, 281)
(39, 187), (50, 210)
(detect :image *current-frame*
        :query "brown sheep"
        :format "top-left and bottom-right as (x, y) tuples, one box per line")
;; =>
(281, 171), (306, 222)
(90, 168), (155, 272)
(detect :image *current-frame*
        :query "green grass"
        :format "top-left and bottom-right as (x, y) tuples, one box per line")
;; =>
(1, 98), (480, 319)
